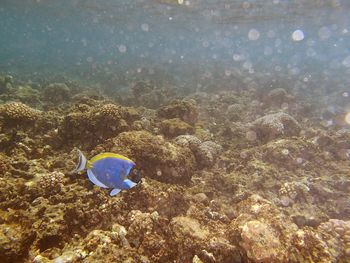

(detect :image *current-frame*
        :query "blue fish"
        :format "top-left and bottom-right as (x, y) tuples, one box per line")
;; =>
(74, 150), (138, 196)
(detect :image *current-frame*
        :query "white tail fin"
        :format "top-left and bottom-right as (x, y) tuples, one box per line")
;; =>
(73, 149), (87, 173)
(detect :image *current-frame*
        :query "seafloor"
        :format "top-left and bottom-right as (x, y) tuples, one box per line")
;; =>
(0, 74), (350, 263)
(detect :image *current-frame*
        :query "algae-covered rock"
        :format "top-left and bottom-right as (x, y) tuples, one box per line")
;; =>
(171, 216), (209, 240)
(160, 118), (194, 138)
(0, 223), (35, 263)
(174, 135), (222, 168)
(99, 130), (196, 184)
(157, 99), (198, 125)
(60, 102), (140, 147)
(251, 112), (301, 142)
(240, 220), (282, 262)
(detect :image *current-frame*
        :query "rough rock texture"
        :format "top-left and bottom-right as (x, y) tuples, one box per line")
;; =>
(157, 99), (198, 125)
(160, 118), (194, 138)
(174, 135), (223, 168)
(59, 102), (140, 148)
(251, 112), (301, 142)
(0, 77), (350, 263)
(96, 130), (196, 184)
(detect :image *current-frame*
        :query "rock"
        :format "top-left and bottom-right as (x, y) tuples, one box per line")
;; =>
(240, 220), (282, 262)
(174, 135), (223, 168)
(171, 216), (209, 240)
(0, 224), (35, 263)
(160, 118), (194, 138)
(102, 131), (196, 184)
(196, 141), (223, 167)
(157, 99), (198, 125)
(251, 112), (301, 142)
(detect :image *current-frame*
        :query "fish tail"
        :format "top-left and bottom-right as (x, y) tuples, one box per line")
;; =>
(73, 149), (87, 173)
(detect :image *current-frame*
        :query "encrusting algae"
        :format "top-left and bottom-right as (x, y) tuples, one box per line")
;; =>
(0, 75), (350, 263)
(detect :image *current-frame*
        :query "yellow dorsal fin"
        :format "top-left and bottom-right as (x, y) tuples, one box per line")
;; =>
(89, 152), (134, 165)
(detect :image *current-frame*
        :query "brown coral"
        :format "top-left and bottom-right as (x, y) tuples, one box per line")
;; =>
(0, 102), (40, 122)
(97, 130), (196, 184)
(157, 99), (198, 125)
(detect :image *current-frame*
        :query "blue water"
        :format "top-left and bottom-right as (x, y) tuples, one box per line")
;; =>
(0, 0), (350, 93)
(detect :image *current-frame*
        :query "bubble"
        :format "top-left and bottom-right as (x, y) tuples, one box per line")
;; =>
(118, 45), (127, 53)
(202, 41), (209, 48)
(281, 149), (289, 155)
(343, 92), (349, 97)
(86, 57), (93, 63)
(178, 0), (183, 4)
(342, 56), (350, 67)
(248, 29), (260, 40)
(141, 23), (149, 32)
(225, 70), (231, 76)
(318, 26), (331, 40)
(296, 157), (303, 164)
(246, 130), (257, 141)
(292, 30), (304, 41)
(345, 112), (350, 125)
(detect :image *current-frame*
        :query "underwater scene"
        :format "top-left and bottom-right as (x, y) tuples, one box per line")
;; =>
(1, 0), (350, 262)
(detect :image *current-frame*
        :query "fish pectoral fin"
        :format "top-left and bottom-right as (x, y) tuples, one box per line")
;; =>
(110, 188), (122, 196)
(87, 169), (109, 188)
(122, 179), (137, 189)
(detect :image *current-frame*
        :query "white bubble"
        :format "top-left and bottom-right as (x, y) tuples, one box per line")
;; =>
(292, 30), (304, 41)
(296, 157), (303, 164)
(342, 56), (350, 67)
(118, 45), (127, 53)
(248, 29), (260, 40)
(178, 0), (183, 4)
(225, 70), (231, 76)
(202, 41), (209, 48)
(343, 92), (349, 97)
(345, 112), (350, 125)
(141, 23), (149, 32)
(86, 57), (93, 63)
(318, 26), (331, 40)
(281, 149), (289, 155)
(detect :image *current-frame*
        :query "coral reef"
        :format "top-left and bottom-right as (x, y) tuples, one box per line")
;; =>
(98, 130), (196, 184)
(0, 76), (350, 263)
(160, 118), (194, 138)
(157, 99), (198, 125)
(251, 112), (301, 142)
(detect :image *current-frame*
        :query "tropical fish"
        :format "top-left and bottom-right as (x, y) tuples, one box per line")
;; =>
(74, 149), (139, 196)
